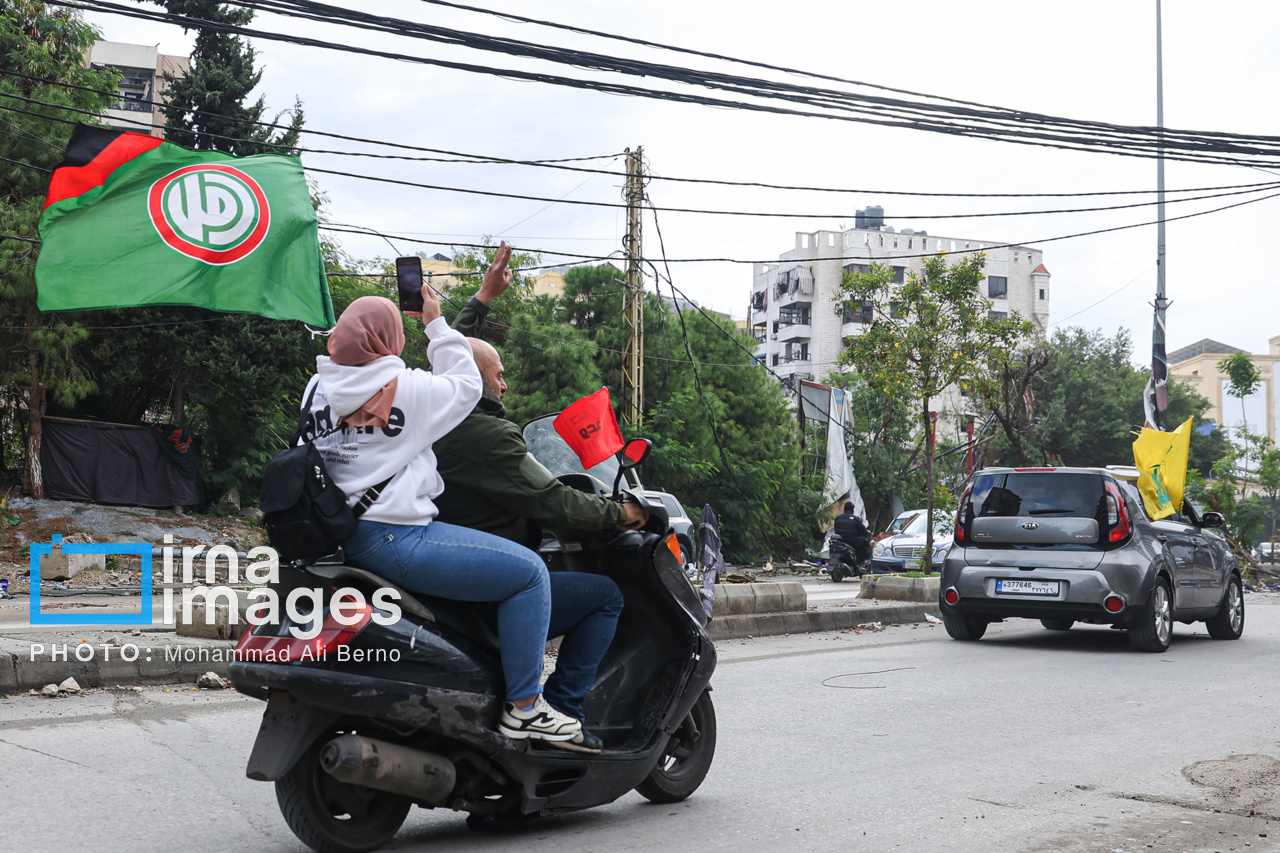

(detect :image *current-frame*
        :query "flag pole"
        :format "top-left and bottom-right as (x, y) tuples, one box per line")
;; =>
(1148, 0), (1170, 430)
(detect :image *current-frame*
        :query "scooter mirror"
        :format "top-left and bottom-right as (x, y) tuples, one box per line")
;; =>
(620, 438), (651, 468)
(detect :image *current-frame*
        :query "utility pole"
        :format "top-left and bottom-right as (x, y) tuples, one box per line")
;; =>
(1146, 0), (1170, 430)
(622, 146), (645, 428)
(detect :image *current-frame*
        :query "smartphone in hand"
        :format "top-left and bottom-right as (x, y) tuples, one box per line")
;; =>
(396, 256), (424, 316)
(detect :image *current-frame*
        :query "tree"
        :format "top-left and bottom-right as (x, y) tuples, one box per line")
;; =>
(0, 2), (116, 495)
(1218, 351), (1262, 480)
(1251, 435), (1280, 561)
(151, 1), (303, 155)
(838, 254), (1030, 571)
(823, 370), (922, 531)
(974, 327), (1224, 475)
(72, 2), (315, 503)
(974, 339), (1054, 466)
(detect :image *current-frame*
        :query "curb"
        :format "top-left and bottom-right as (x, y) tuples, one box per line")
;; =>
(0, 634), (235, 693)
(0, 596), (938, 691)
(711, 581), (806, 617)
(706, 602), (941, 641)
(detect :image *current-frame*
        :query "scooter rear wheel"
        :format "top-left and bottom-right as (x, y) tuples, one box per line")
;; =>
(275, 732), (412, 853)
(829, 564), (845, 583)
(636, 690), (716, 804)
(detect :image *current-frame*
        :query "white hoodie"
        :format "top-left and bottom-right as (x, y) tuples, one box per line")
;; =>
(300, 317), (482, 526)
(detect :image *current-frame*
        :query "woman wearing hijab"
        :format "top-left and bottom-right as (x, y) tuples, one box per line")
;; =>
(300, 246), (581, 744)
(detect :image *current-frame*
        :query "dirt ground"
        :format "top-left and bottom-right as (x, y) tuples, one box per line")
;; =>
(0, 495), (267, 595)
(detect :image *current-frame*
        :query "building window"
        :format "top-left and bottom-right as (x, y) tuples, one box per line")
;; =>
(779, 303), (811, 326)
(843, 262), (870, 277)
(843, 301), (874, 324)
(890, 301), (903, 319)
(772, 354), (780, 367)
(891, 266), (906, 284)
(987, 276), (1008, 298)
(989, 310), (1008, 320)
(1038, 288), (1046, 300)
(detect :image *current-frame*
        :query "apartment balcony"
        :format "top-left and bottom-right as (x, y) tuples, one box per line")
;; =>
(777, 322), (811, 342)
(778, 350), (811, 365)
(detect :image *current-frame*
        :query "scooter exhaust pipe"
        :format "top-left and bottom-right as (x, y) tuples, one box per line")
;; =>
(320, 734), (457, 805)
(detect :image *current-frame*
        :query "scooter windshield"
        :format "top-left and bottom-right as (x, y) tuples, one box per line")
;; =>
(524, 415), (623, 484)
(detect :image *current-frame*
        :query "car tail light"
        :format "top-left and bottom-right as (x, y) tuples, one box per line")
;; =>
(1104, 481), (1131, 543)
(1103, 595), (1125, 613)
(944, 588), (959, 605)
(235, 598), (374, 664)
(954, 483), (974, 543)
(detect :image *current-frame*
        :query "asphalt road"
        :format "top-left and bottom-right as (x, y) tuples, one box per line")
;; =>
(3, 597), (1280, 853)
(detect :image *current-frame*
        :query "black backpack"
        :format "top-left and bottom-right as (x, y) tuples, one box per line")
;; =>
(259, 383), (392, 562)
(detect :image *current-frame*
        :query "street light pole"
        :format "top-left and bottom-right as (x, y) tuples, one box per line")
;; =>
(1147, 0), (1170, 430)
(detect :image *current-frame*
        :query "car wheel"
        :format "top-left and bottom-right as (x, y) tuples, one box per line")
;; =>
(942, 611), (987, 641)
(1205, 574), (1244, 640)
(1040, 618), (1075, 631)
(1129, 576), (1173, 653)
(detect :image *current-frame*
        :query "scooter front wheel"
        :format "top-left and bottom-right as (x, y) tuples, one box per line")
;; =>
(275, 730), (412, 853)
(635, 690), (716, 804)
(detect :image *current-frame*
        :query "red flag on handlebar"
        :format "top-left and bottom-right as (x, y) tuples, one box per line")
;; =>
(554, 388), (624, 470)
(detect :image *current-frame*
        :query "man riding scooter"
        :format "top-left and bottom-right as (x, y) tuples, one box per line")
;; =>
(829, 502), (872, 580)
(432, 243), (649, 754)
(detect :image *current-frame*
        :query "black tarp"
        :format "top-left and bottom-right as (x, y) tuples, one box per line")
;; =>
(40, 417), (202, 507)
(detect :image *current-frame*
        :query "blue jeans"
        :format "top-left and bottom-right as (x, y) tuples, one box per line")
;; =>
(343, 519), (550, 703)
(541, 572), (623, 721)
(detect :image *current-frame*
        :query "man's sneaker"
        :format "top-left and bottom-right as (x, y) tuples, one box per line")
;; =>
(545, 728), (603, 754)
(499, 696), (581, 742)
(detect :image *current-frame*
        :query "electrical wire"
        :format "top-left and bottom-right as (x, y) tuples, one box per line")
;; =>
(9, 88), (1280, 226)
(11, 69), (1280, 200)
(47, 0), (1280, 171)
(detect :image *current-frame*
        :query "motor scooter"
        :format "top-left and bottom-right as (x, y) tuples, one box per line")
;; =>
(229, 417), (717, 853)
(827, 533), (870, 583)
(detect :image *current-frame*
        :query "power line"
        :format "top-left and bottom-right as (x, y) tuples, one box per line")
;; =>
(12, 69), (1280, 200)
(16, 83), (1273, 223)
(48, 0), (1280, 171)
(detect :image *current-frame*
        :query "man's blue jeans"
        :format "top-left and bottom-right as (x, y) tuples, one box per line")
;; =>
(541, 572), (623, 721)
(344, 519), (550, 702)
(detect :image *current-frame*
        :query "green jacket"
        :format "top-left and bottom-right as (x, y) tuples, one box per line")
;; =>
(432, 297), (626, 548)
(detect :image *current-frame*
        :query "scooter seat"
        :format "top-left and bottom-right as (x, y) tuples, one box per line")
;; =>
(299, 565), (501, 653)
(301, 563), (436, 624)
(413, 595), (502, 653)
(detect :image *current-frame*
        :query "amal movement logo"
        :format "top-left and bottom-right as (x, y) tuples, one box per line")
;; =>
(148, 164), (272, 265)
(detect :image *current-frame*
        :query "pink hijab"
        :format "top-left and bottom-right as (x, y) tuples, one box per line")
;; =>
(327, 296), (405, 428)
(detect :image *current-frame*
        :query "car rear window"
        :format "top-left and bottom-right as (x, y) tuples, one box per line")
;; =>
(970, 472), (1105, 519)
(656, 494), (684, 518)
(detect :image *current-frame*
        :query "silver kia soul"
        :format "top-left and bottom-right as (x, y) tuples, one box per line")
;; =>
(939, 466), (1244, 653)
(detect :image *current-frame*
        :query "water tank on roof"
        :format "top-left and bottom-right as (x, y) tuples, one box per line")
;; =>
(901, 228), (915, 235)
(855, 209), (866, 229)
(864, 205), (884, 229)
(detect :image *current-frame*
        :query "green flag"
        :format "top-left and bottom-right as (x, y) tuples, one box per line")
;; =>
(36, 124), (334, 327)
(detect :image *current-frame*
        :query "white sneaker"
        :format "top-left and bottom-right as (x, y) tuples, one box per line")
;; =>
(499, 696), (582, 742)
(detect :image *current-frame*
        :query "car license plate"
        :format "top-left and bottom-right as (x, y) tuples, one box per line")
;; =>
(994, 579), (1060, 596)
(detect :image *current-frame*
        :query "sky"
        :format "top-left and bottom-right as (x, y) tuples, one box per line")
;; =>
(82, 0), (1280, 360)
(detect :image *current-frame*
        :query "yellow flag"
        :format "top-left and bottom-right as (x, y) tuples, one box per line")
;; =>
(1132, 416), (1193, 520)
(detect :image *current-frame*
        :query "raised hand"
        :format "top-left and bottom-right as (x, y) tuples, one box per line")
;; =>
(477, 241), (514, 306)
